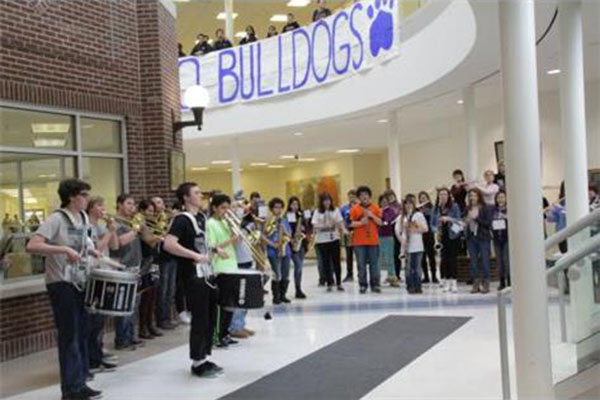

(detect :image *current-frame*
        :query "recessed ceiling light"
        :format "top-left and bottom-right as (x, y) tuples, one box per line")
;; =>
(287, 0), (310, 7)
(267, 164), (285, 169)
(234, 31), (247, 38)
(227, 168), (244, 172)
(191, 167), (209, 171)
(217, 12), (238, 20)
(293, 132), (303, 136)
(250, 162), (268, 166)
(457, 99), (464, 105)
(270, 14), (288, 22)
(38, 174), (57, 178)
(377, 119), (388, 123)
(547, 69), (561, 75)
(280, 155), (295, 159)
(336, 149), (360, 154)
(298, 157), (316, 162)
(211, 160), (231, 165)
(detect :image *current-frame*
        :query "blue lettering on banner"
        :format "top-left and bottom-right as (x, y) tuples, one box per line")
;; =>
(219, 49), (238, 104)
(180, 0), (398, 109)
(332, 12), (351, 75)
(292, 29), (311, 90)
(239, 45), (255, 100)
(277, 35), (291, 93)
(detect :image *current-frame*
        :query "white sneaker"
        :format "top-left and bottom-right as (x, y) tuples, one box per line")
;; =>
(179, 311), (192, 324)
(441, 280), (450, 292)
(439, 279), (446, 289)
(451, 279), (458, 293)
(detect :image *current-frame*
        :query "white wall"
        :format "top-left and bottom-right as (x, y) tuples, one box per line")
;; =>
(397, 81), (600, 201)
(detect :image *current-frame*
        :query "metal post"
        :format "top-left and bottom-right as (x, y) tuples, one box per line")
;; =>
(463, 86), (478, 182)
(386, 111), (402, 196)
(557, 272), (568, 343)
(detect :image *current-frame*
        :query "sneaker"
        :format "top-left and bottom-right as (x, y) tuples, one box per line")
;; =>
(343, 276), (353, 283)
(89, 361), (117, 374)
(422, 277), (430, 284)
(224, 336), (239, 346)
(131, 339), (145, 347)
(158, 322), (176, 330)
(371, 287), (382, 293)
(337, 285), (345, 291)
(242, 328), (255, 336)
(451, 280), (458, 293)
(114, 343), (136, 351)
(264, 312), (272, 320)
(149, 327), (164, 337)
(216, 339), (229, 349)
(432, 277), (440, 284)
(326, 286), (333, 292)
(102, 351), (118, 363)
(86, 372), (94, 382)
(295, 289), (307, 299)
(83, 386), (103, 400)
(359, 287), (367, 294)
(62, 391), (90, 400)
(230, 330), (250, 339)
(139, 330), (154, 340)
(179, 311), (192, 324)
(191, 363), (219, 378)
(203, 361), (224, 375)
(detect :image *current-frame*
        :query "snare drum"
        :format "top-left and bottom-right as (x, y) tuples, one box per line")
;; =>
(216, 270), (264, 309)
(84, 268), (138, 316)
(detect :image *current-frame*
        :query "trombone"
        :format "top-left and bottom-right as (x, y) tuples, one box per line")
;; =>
(224, 209), (269, 272)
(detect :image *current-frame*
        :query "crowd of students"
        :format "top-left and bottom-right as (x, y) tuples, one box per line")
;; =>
(179, 0), (333, 57)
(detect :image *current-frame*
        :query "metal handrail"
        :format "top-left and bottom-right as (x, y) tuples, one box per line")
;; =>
(497, 232), (600, 400)
(544, 208), (600, 251)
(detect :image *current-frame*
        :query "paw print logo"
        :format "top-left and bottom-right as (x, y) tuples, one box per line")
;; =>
(367, 0), (395, 57)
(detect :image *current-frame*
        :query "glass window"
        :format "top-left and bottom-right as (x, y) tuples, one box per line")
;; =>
(0, 107), (75, 150)
(81, 118), (122, 153)
(81, 158), (123, 211)
(0, 158), (20, 236)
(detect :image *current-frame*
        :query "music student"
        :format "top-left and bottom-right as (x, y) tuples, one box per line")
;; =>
(163, 182), (225, 378)
(492, 190), (510, 290)
(450, 169), (468, 214)
(206, 194), (241, 348)
(311, 193), (346, 292)
(340, 189), (357, 282)
(417, 191), (438, 285)
(377, 194), (399, 287)
(400, 197), (428, 294)
(26, 178), (103, 400)
(476, 170), (500, 206)
(86, 196), (119, 374)
(465, 188), (493, 294)
(286, 196), (309, 299)
(265, 197), (293, 305)
(383, 189), (403, 282)
(350, 186), (383, 294)
(431, 187), (462, 293)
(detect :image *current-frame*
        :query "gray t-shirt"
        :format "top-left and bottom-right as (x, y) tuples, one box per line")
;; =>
(90, 224), (108, 256)
(109, 223), (141, 268)
(35, 209), (88, 285)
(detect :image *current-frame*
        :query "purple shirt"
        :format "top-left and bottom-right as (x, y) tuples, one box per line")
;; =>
(379, 206), (398, 237)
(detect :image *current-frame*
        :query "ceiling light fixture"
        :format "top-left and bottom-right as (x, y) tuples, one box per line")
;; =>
(270, 14), (288, 22)
(298, 157), (316, 162)
(546, 69), (561, 75)
(191, 167), (209, 171)
(234, 31), (247, 38)
(227, 168), (244, 172)
(268, 164), (285, 169)
(457, 99), (464, 105)
(293, 132), (303, 136)
(287, 0), (311, 7)
(211, 160), (231, 165)
(336, 149), (360, 154)
(280, 155), (295, 159)
(217, 12), (238, 20)
(250, 162), (268, 166)
(377, 119), (388, 123)
(174, 85), (210, 133)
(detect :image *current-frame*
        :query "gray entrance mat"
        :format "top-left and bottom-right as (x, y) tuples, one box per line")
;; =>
(220, 315), (470, 400)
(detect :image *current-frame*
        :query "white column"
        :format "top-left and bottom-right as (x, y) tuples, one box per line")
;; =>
(559, 0), (595, 343)
(387, 111), (402, 196)
(224, 0), (235, 43)
(463, 86), (478, 182)
(498, 1), (554, 399)
(230, 137), (242, 194)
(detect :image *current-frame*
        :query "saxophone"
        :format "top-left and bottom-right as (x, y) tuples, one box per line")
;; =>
(291, 212), (306, 253)
(276, 217), (291, 257)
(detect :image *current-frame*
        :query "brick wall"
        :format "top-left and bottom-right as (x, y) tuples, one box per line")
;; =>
(0, 0), (181, 361)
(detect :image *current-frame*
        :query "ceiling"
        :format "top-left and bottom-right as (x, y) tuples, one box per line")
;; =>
(178, 0), (600, 172)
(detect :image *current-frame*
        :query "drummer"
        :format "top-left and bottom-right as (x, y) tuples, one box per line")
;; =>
(205, 194), (241, 348)
(26, 178), (103, 400)
(86, 196), (120, 373)
(163, 182), (226, 378)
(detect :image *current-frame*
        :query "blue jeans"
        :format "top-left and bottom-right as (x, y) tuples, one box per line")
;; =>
(269, 255), (291, 281)
(157, 258), (177, 325)
(467, 237), (491, 281)
(114, 295), (140, 346)
(229, 262), (252, 333)
(88, 313), (104, 368)
(405, 252), (423, 290)
(378, 236), (395, 278)
(47, 282), (89, 395)
(291, 248), (305, 288)
(355, 245), (380, 289)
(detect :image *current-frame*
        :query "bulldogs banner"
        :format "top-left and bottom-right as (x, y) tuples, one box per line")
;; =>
(179, 0), (400, 109)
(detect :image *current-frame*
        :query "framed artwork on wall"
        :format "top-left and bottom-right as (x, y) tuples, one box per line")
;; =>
(170, 150), (185, 191)
(494, 141), (504, 164)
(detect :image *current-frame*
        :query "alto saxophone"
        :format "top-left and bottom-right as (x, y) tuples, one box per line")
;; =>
(291, 213), (305, 253)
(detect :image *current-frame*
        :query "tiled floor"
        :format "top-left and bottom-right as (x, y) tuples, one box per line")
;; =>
(0, 263), (579, 400)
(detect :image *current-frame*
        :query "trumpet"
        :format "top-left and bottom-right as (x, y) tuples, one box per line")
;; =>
(224, 209), (269, 271)
(107, 213), (145, 231)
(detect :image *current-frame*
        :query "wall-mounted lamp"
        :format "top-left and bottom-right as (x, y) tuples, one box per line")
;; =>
(173, 85), (210, 133)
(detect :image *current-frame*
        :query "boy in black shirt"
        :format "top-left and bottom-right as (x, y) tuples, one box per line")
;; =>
(312, 0), (332, 22)
(163, 182), (227, 378)
(282, 13), (301, 33)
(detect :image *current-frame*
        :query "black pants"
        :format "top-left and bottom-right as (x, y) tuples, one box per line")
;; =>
(176, 266), (188, 314)
(88, 313), (104, 368)
(345, 245), (354, 278)
(219, 308), (233, 340)
(421, 232), (437, 280)
(441, 237), (459, 279)
(185, 276), (218, 361)
(393, 235), (402, 278)
(316, 240), (342, 286)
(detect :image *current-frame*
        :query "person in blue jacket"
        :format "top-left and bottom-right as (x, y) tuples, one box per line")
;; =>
(465, 188), (493, 294)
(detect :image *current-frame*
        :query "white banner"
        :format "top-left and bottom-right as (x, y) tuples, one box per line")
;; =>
(179, 0), (400, 109)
